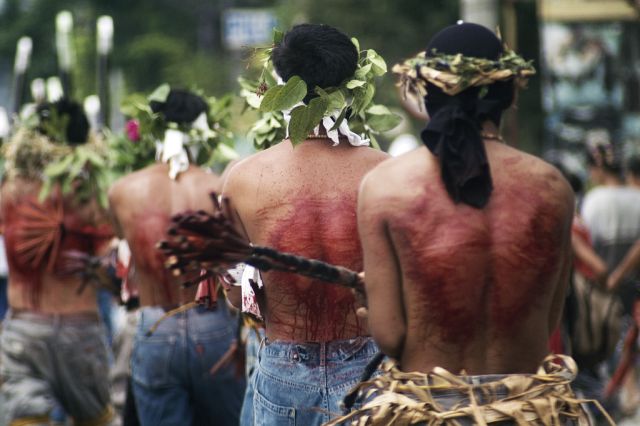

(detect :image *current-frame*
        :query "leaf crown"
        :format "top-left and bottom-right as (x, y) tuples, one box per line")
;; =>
(110, 84), (238, 175)
(238, 29), (402, 149)
(393, 48), (536, 108)
(2, 119), (111, 208)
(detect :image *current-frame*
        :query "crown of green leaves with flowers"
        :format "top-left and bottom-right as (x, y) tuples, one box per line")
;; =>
(393, 48), (536, 108)
(238, 29), (402, 149)
(109, 84), (238, 176)
(2, 108), (112, 207)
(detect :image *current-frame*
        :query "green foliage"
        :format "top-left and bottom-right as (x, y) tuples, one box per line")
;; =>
(1, 125), (112, 207)
(240, 32), (402, 147)
(109, 84), (237, 175)
(40, 141), (111, 207)
(288, 97), (328, 143)
(259, 76), (307, 113)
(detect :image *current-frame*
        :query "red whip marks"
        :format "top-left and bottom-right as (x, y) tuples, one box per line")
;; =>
(262, 197), (366, 342)
(2, 193), (114, 309)
(393, 175), (566, 348)
(129, 212), (174, 303)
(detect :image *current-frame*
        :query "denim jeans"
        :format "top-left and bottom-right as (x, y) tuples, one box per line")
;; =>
(0, 310), (114, 425)
(240, 327), (266, 426)
(0, 277), (8, 322)
(131, 304), (245, 426)
(252, 336), (378, 426)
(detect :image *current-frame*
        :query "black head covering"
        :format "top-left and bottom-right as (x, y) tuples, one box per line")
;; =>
(36, 98), (90, 145)
(421, 23), (514, 209)
(150, 89), (208, 125)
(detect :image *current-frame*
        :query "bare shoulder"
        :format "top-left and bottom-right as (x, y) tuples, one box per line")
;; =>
(504, 146), (570, 190)
(358, 148), (427, 222)
(361, 147), (428, 197)
(491, 144), (574, 211)
(107, 165), (153, 205)
(221, 143), (288, 194)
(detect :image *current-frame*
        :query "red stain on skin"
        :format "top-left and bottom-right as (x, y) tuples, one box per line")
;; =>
(129, 212), (174, 303)
(3, 197), (44, 306)
(262, 197), (366, 342)
(2, 194), (114, 309)
(393, 174), (565, 348)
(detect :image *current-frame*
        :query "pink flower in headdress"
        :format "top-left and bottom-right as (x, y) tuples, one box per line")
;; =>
(125, 119), (140, 142)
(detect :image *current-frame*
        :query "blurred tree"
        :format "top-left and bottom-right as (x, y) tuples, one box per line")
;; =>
(0, 0), (543, 153)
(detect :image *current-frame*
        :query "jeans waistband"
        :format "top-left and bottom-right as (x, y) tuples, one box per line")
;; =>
(261, 336), (377, 363)
(7, 308), (100, 324)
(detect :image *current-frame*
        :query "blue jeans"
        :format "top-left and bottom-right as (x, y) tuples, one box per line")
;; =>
(252, 336), (378, 426)
(0, 277), (8, 321)
(240, 327), (266, 426)
(131, 304), (245, 426)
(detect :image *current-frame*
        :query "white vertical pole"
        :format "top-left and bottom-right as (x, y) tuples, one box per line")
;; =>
(460, 0), (499, 30)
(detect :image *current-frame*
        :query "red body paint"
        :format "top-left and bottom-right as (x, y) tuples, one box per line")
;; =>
(3, 193), (113, 308)
(393, 176), (565, 347)
(3, 196), (44, 307)
(129, 212), (174, 303)
(262, 197), (365, 342)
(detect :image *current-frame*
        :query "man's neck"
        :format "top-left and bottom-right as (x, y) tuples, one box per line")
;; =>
(480, 121), (501, 142)
(602, 174), (623, 187)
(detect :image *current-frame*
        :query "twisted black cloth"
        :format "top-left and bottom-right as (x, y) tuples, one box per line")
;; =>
(421, 95), (503, 209)
(420, 22), (514, 209)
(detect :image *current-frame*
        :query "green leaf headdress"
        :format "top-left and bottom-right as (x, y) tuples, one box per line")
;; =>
(392, 44), (536, 110)
(239, 30), (402, 149)
(110, 84), (237, 179)
(1, 101), (112, 208)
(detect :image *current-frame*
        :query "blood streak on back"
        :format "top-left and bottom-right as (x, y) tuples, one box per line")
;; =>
(263, 197), (365, 341)
(392, 177), (564, 347)
(130, 212), (174, 303)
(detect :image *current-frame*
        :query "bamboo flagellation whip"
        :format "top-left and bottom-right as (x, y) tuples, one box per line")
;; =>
(157, 193), (363, 290)
(96, 16), (113, 129)
(55, 11), (74, 98)
(12, 37), (32, 116)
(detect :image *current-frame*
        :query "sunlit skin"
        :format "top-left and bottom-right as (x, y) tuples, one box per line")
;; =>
(109, 163), (221, 307)
(1, 178), (113, 314)
(358, 123), (574, 375)
(223, 138), (388, 342)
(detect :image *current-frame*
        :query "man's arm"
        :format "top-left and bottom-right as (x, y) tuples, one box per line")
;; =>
(357, 173), (406, 359)
(572, 231), (607, 283)
(608, 239), (640, 291)
(548, 186), (575, 334)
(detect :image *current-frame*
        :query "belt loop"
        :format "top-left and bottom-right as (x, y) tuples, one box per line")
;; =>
(256, 336), (267, 367)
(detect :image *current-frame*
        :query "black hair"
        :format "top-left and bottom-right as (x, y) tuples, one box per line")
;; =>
(586, 143), (622, 176)
(272, 24), (358, 102)
(36, 98), (90, 145)
(627, 155), (640, 178)
(150, 89), (208, 124)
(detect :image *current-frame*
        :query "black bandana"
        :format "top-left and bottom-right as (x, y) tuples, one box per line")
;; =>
(420, 23), (512, 209)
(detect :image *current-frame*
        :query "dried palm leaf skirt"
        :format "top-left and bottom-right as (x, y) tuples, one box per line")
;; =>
(326, 355), (613, 426)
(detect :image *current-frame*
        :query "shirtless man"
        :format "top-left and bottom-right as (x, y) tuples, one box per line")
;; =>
(108, 89), (244, 426)
(222, 24), (389, 425)
(348, 23), (583, 424)
(0, 100), (116, 425)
